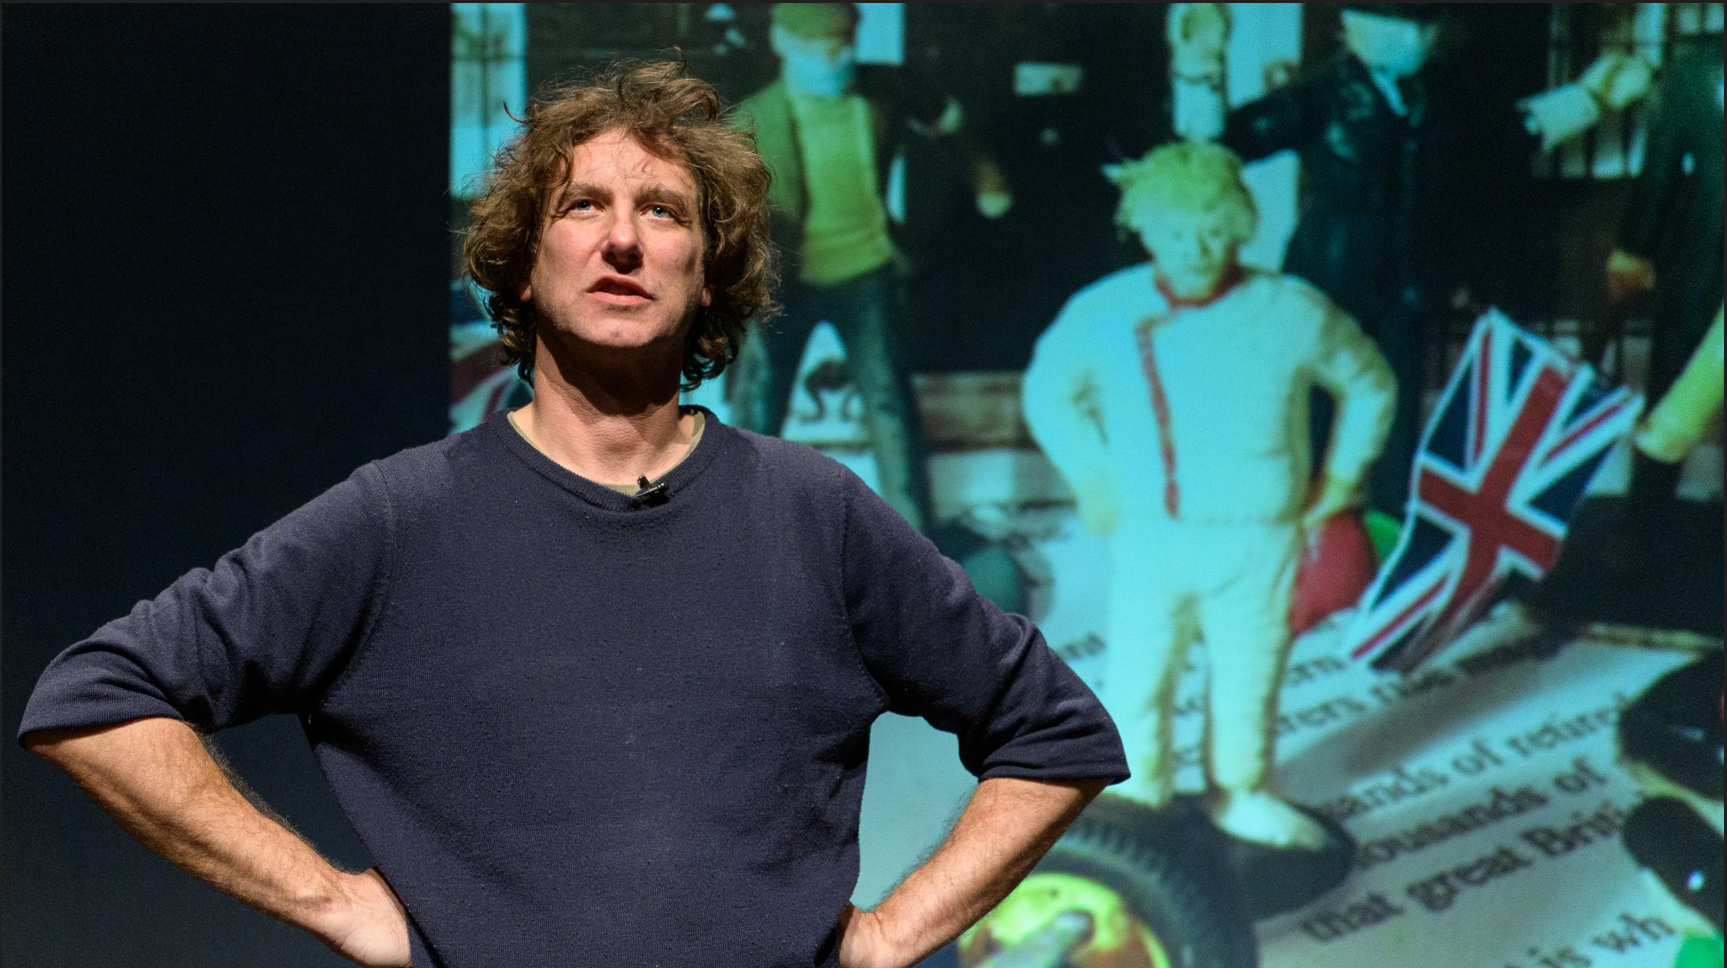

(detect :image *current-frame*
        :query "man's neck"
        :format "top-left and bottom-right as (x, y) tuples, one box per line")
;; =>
(515, 339), (696, 486)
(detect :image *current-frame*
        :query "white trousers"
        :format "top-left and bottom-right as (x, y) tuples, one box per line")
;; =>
(1099, 518), (1300, 804)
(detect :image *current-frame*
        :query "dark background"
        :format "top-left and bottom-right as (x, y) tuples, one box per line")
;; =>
(3, 6), (450, 965)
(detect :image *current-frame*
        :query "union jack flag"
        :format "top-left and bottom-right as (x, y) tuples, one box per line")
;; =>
(1346, 310), (1643, 672)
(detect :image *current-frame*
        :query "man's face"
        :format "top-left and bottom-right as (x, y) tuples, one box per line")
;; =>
(1138, 208), (1239, 301)
(521, 129), (710, 365)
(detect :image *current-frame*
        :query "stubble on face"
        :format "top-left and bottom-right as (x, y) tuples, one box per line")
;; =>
(522, 130), (711, 368)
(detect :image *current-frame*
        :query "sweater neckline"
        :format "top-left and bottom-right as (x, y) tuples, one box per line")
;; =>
(486, 405), (727, 514)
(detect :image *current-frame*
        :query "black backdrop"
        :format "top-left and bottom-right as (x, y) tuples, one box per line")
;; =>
(3, 7), (450, 964)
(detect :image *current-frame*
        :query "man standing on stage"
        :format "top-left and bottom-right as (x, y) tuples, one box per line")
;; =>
(21, 61), (1124, 968)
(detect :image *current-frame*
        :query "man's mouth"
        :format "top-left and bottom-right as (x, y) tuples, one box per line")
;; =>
(589, 277), (651, 299)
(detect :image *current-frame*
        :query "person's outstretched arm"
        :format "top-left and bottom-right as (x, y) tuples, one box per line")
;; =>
(840, 775), (1109, 968)
(25, 717), (409, 967)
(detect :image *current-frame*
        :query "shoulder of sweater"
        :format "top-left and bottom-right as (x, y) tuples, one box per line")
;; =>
(356, 425), (488, 505)
(715, 423), (854, 494)
(721, 423), (845, 470)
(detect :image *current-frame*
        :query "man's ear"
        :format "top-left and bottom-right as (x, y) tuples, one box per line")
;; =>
(519, 281), (533, 303)
(700, 283), (713, 308)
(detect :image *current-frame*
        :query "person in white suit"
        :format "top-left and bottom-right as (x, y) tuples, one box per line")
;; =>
(1022, 141), (1395, 848)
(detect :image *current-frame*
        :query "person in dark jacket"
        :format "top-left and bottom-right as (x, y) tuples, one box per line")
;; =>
(1166, 2), (1650, 513)
(1607, 40), (1724, 526)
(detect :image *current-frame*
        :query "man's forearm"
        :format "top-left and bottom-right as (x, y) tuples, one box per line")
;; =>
(23, 717), (396, 959)
(857, 775), (1110, 968)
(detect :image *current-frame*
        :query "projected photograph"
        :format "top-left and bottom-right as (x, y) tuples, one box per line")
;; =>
(450, 5), (1724, 967)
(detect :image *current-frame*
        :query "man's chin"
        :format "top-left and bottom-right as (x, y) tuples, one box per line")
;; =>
(561, 311), (675, 343)
(539, 320), (684, 360)
(584, 329), (678, 353)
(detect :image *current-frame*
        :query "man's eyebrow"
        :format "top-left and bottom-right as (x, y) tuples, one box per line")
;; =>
(638, 184), (696, 211)
(554, 181), (605, 207)
(553, 181), (695, 211)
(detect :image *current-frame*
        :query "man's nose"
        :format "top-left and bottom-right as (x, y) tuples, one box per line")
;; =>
(602, 212), (642, 266)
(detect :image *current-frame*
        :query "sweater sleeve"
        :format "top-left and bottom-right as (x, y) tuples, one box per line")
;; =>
(18, 463), (394, 740)
(839, 469), (1128, 784)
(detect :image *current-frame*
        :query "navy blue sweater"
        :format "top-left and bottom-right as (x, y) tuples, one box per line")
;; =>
(21, 410), (1128, 967)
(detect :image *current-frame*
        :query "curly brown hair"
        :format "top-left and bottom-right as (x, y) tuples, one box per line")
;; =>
(463, 60), (778, 388)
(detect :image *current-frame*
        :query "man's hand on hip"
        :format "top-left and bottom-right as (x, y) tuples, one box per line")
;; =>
(315, 868), (412, 967)
(836, 903), (900, 968)
(24, 717), (410, 967)
(847, 776), (1110, 968)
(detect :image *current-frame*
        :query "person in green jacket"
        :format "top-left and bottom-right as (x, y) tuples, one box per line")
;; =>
(728, 2), (1011, 534)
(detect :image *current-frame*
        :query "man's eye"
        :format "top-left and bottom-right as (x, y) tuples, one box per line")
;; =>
(648, 204), (677, 219)
(567, 199), (595, 213)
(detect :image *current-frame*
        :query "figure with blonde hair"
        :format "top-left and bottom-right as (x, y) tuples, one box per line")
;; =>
(1024, 140), (1395, 849)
